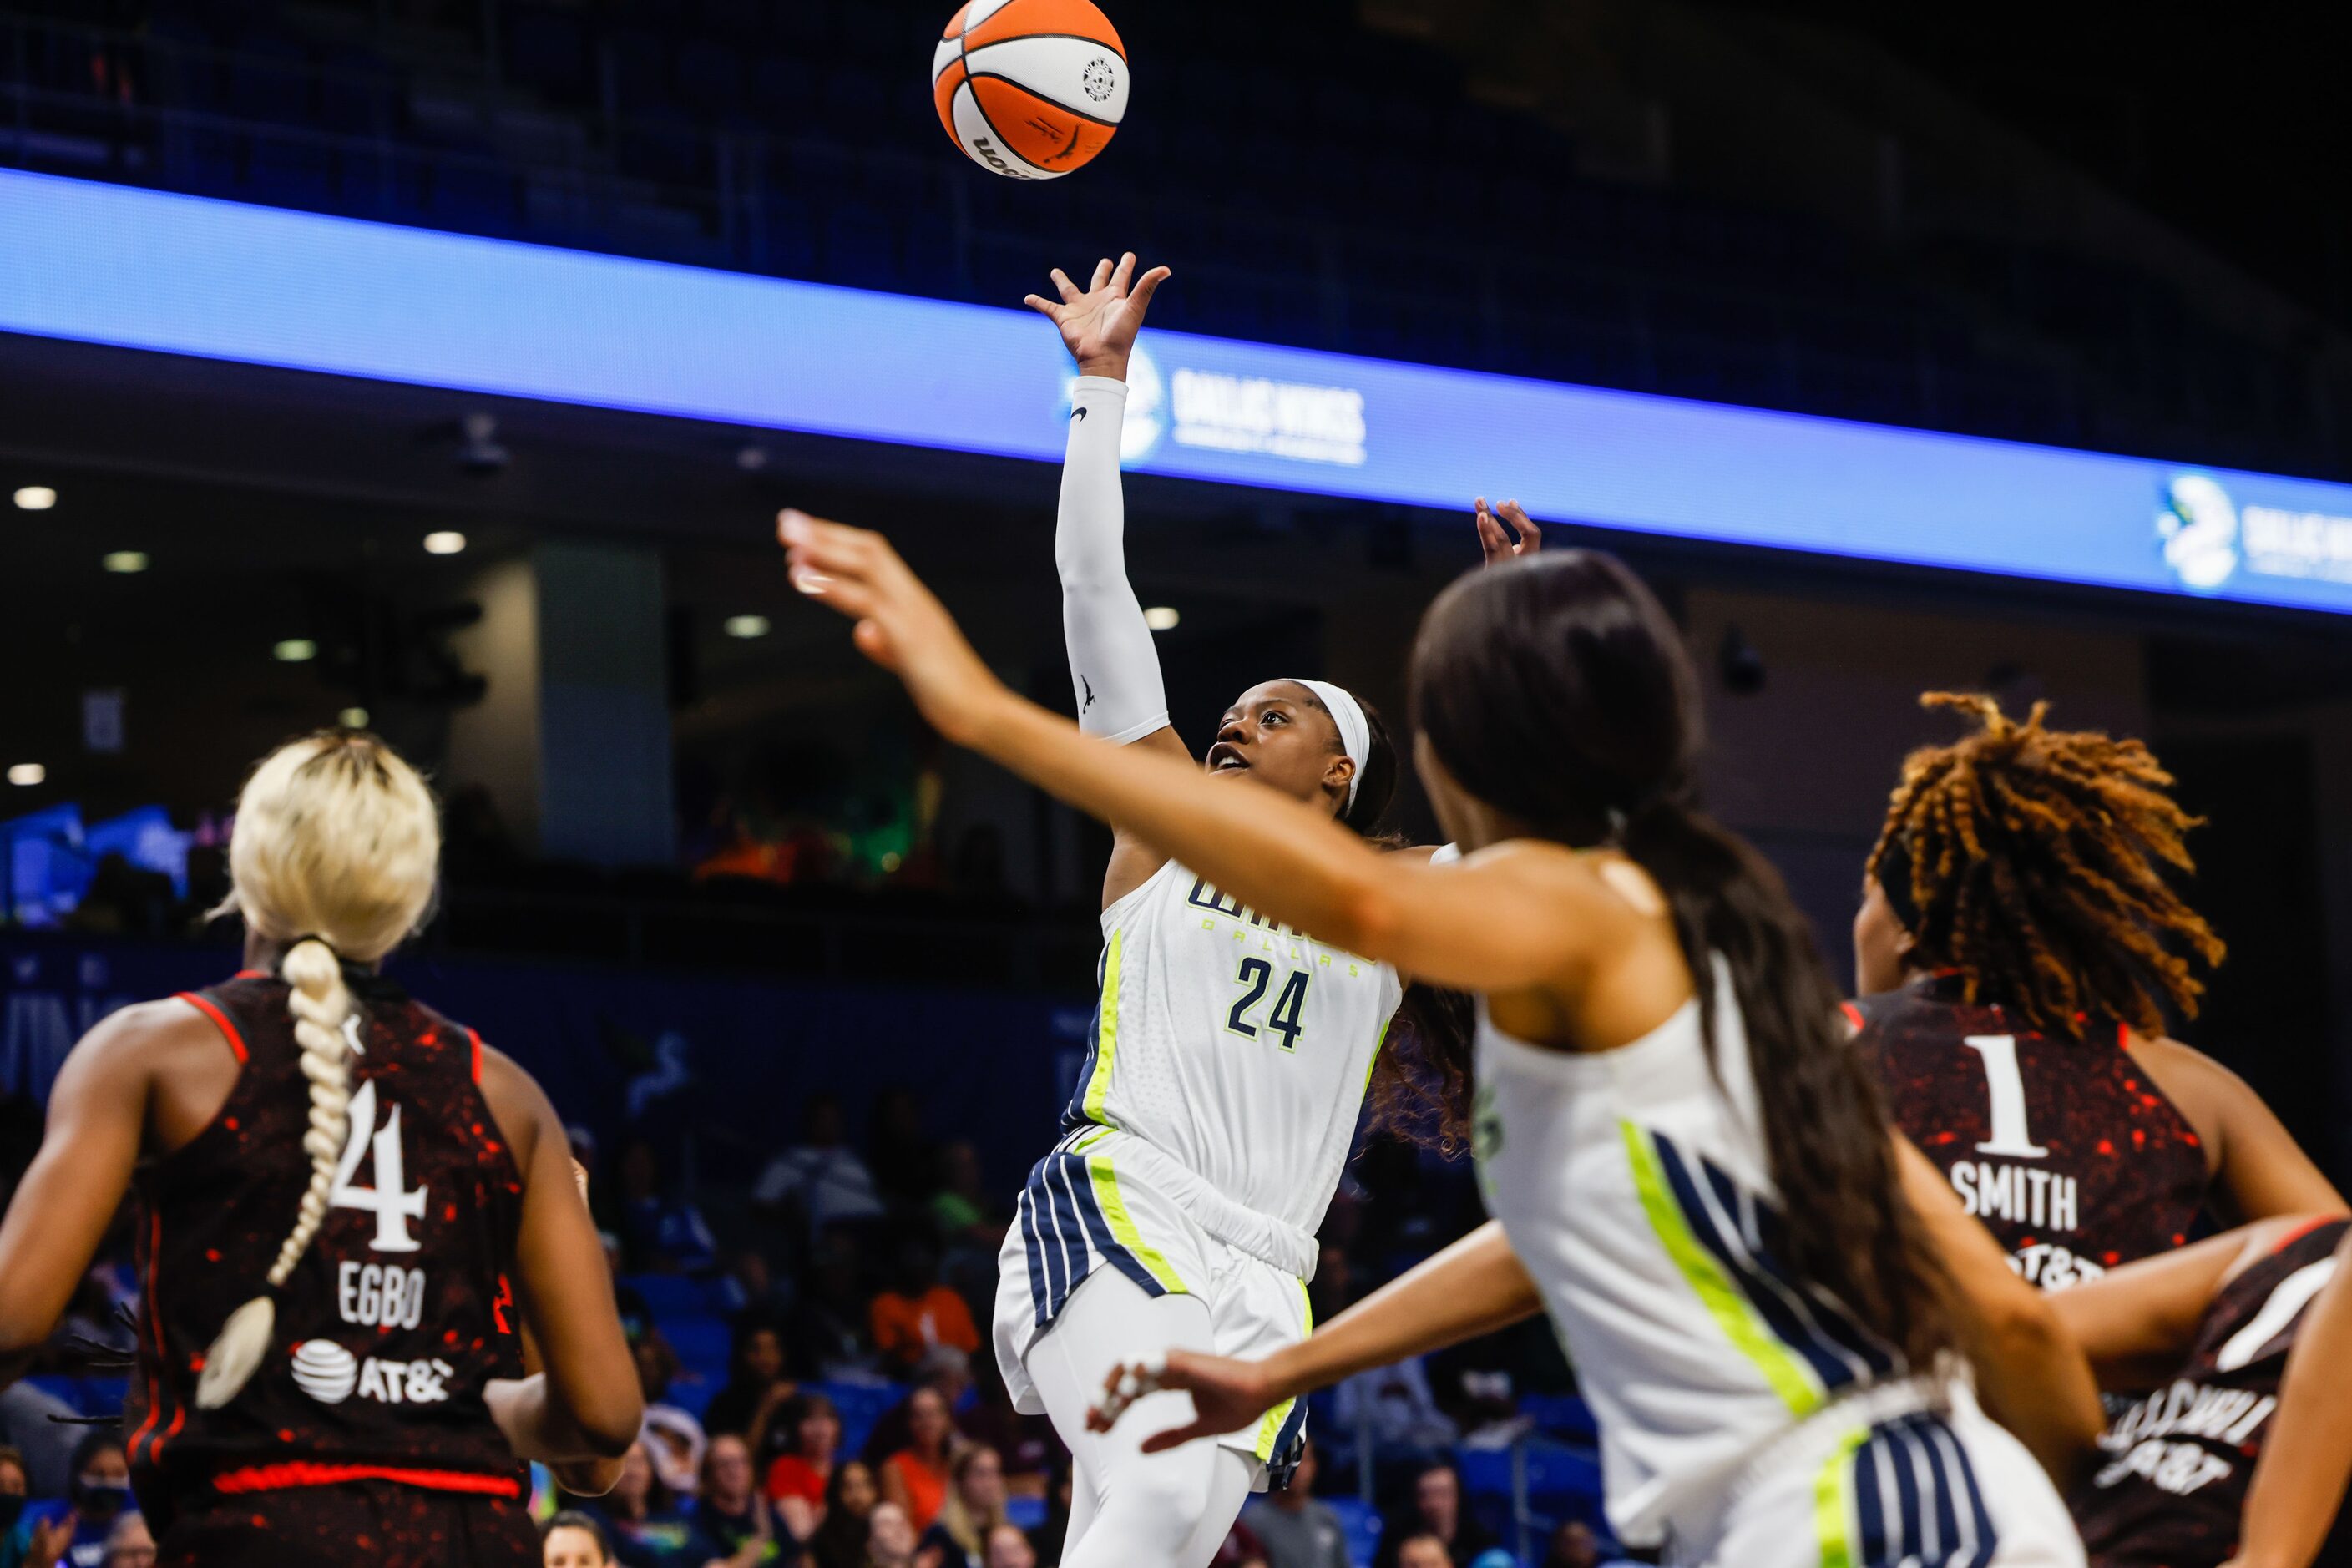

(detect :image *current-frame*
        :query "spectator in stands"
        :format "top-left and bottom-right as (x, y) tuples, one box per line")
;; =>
(1206, 1516), (1268, 1567)
(617, 1140), (719, 1276)
(715, 1247), (792, 1324)
(633, 1332), (709, 1500)
(790, 1229), (879, 1381)
(0, 1384), (75, 1501)
(12, 1433), (131, 1568)
(0, 1444), (24, 1520)
(859, 1348), (972, 1469)
(927, 1141), (998, 1250)
(752, 1097), (885, 1245)
(544, 1509), (617, 1568)
(691, 1434), (776, 1565)
(865, 1504), (918, 1568)
(1335, 1356), (1457, 1479)
(97, 1512), (152, 1568)
(595, 1441), (718, 1568)
(878, 1387), (960, 1535)
(805, 1460), (879, 1568)
(979, 1524), (1033, 1568)
(1371, 1463), (1494, 1568)
(869, 1243), (979, 1380)
(866, 1089), (939, 1211)
(1390, 1538), (1450, 1568)
(914, 1444), (1007, 1568)
(1241, 1439), (1351, 1568)
(701, 1322), (799, 1459)
(956, 1352), (1050, 1494)
(764, 1393), (842, 1539)
(1540, 1521), (1607, 1568)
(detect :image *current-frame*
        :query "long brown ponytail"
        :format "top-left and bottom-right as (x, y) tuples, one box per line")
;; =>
(1410, 550), (1951, 1367)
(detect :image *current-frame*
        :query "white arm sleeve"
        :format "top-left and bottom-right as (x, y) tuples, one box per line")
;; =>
(1058, 376), (1171, 746)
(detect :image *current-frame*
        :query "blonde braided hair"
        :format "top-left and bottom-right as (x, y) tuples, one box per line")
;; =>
(1866, 692), (2225, 1041)
(195, 731), (438, 1409)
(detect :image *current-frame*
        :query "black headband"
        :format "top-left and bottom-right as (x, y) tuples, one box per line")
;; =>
(1874, 834), (1923, 936)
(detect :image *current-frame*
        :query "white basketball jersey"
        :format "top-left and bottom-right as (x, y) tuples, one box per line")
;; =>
(1473, 964), (1906, 1548)
(1063, 858), (1404, 1237)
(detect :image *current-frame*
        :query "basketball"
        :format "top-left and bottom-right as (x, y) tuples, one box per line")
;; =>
(933, 0), (1128, 180)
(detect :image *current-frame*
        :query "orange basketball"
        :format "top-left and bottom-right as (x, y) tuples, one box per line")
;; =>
(932, 0), (1127, 180)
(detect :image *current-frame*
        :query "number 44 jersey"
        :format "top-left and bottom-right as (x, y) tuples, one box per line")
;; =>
(129, 970), (529, 1515)
(1062, 860), (1404, 1239)
(1854, 973), (2207, 1290)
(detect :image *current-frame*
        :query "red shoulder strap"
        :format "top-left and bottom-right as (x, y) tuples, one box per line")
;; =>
(175, 991), (247, 1064)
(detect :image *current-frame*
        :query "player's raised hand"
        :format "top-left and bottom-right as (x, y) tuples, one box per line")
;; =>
(1089, 1349), (1280, 1453)
(1474, 497), (1542, 566)
(1024, 251), (1171, 382)
(780, 510), (1005, 744)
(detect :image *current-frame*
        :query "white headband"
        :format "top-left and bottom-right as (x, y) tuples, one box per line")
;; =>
(1287, 678), (1370, 811)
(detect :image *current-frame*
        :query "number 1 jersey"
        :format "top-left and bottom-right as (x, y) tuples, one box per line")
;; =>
(129, 970), (528, 1515)
(1854, 972), (2207, 1288)
(1060, 859), (1404, 1236)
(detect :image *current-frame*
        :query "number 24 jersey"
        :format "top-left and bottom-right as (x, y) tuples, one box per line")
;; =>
(1061, 860), (1404, 1237)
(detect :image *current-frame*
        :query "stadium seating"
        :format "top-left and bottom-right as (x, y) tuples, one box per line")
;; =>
(0, 0), (2327, 468)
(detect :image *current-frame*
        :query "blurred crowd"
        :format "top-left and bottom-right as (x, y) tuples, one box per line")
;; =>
(0, 1078), (1615, 1568)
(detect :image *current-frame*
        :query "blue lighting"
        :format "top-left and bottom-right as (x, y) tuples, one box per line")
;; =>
(6, 168), (2352, 612)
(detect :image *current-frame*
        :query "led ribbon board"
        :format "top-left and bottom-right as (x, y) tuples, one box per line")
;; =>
(6, 166), (2352, 612)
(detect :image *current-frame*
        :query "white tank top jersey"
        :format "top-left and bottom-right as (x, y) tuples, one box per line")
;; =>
(1472, 961), (1909, 1549)
(1063, 858), (1404, 1247)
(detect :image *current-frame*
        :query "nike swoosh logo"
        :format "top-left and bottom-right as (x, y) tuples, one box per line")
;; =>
(1071, 407), (1089, 422)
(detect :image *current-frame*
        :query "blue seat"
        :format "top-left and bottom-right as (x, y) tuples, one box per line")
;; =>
(1004, 1494), (1046, 1530)
(1517, 1393), (1596, 1444)
(1324, 1495), (1382, 1568)
(808, 1378), (905, 1460)
(661, 1313), (732, 1418)
(624, 1273), (712, 1318)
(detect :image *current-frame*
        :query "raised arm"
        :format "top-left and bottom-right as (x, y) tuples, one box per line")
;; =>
(1026, 254), (1184, 906)
(1895, 1136), (2105, 1488)
(780, 513), (1626, 994)
(1094, 1219), (1543, 1451)
(479, 1049), (642, 1480)
(0, 1005), (164, 1385)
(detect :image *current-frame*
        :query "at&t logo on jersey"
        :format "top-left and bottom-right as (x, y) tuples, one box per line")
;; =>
(289, 1340), (454, 1406)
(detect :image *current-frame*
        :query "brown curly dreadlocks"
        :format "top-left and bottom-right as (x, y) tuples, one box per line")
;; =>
(1866, 692), (2226, 1042)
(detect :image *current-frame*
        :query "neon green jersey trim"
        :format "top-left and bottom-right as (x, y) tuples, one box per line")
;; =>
(1252, 1278), (1314, 1460)
(1080, 931), (1124, 1127)
(1813, 1424), (1867, 1568)
(1361, 1015), (1392, 1101)
(1619, 1119), (1822, 1417)
(1085, 1157), (1186, 1295)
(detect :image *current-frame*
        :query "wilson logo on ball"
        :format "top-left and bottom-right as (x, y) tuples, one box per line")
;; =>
(933, 0), (1127, 180)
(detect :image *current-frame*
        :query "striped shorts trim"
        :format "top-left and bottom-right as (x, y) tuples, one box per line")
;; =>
(1817, 1410), (2000, 1568)
(1015, 1146), (1188, 1330)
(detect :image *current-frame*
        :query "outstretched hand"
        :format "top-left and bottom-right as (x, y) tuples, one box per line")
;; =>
(1474, 497), (1542, 565)
(1088, 1349), (1282, 1454)
(779, 510), (1007, 745)
(1024, 252), (1171, 380)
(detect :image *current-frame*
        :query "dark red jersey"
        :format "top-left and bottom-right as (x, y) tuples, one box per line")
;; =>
(2073, 1217), (2352, 1568)
(1853, 973), (2206, 1289)
(128, 969), (529, 1519)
